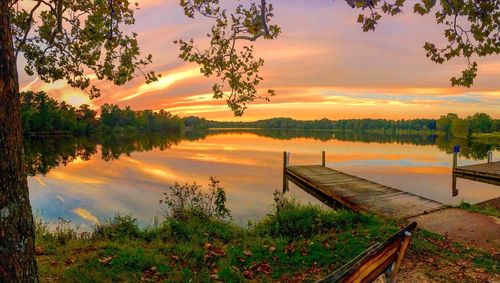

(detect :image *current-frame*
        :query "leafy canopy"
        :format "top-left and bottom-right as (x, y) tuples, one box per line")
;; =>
(9, 0), (499, 117)
(176, 0), (280, 116)
(177, 0), (499, 115)
(9, 0), (158, 98)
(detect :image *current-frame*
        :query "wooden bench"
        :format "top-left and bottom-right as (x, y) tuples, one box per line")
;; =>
(318, 222), (417, 283)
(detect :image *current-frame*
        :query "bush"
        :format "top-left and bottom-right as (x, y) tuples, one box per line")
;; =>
(93, 214), (141, 240)
(252, 191), (373, 238)
(160, 177), (231, 221)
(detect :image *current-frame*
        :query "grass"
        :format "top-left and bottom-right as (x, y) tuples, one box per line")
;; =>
(458, 202), (500, 218)
(35, 198), (499, 282)
(471, 131), (500, 144)
(406, 228), (499, 282)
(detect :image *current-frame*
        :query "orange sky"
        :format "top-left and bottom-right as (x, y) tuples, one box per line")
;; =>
(18, 0), (500, 121)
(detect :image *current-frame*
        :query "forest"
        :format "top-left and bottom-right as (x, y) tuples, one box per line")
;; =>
(20, 91), (184, 134)
(21, 91), (498, 139)
(185, 114), (499, 137)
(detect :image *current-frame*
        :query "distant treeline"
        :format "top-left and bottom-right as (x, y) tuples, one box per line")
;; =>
(21, 91), (498, 138)
(436, 113), (499, 138)
(21, 91), (183, 134)
(184, 114), (499, 137)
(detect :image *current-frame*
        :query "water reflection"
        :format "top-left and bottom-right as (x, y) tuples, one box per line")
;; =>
(25, 130), (499, 229)
(25, 130), (497, 177)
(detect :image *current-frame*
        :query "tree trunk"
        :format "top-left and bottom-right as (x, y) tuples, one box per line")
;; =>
(0, 0), (39, 281)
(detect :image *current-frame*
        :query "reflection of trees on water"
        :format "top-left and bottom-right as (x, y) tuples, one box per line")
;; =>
(24, 136), (98, 176)
(100, 131), (183, 161)
(198, 129), (495, 158)
(434, 136), (496, 160)
(24, 129), (496, 176)
(24, 132), (183, 176)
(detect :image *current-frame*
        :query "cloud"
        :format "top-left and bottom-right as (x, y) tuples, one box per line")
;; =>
(14, 0), (500, 120)
(72, 208), (100, 224)
(119, 67), (202, 101)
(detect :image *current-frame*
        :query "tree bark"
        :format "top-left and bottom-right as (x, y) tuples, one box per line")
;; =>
(0, 0), (39, 281)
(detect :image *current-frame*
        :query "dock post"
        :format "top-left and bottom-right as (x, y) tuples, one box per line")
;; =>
(322, 151), (325, 167)
(451, 174), (458, 197)
(283, 151), (289, 192)
(452, 152), (458, 169)
(487, 151), (493, 163)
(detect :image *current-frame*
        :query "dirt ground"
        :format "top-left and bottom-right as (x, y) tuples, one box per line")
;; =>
(397, 257), (500, 283)
(411, 208), (500, 251)
(478, 197), (500, 210)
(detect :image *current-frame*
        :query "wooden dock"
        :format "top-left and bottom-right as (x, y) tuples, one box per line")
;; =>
(453, 161), (500, 185)
(284, 152), (445, 219)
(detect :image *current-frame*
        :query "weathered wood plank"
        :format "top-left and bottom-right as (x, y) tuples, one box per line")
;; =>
(286, 165), (444, 219)
(319, 222), (417, 283)
(453, 161), (499, 182)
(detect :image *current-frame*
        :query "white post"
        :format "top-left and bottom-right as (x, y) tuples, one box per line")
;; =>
(487, 151), (493, 163)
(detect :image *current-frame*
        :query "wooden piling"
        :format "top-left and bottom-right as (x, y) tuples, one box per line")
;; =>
(453, 152), (458, 169)
(322, 151), (326, 167)
(283, 151), (289, 192)
(451, 174), (458, 197)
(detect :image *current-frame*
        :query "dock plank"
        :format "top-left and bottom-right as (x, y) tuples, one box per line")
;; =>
(286, 165), (444, 219)
(453, 161), (500, 182)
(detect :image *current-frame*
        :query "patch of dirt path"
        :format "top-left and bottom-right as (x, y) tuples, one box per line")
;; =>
(412, 208), (500, 251)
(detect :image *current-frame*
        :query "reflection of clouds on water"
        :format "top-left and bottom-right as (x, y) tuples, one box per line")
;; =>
(27, 131), (500, 230)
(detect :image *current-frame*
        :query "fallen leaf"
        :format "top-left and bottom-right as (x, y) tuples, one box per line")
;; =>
(35, 246), (44, 255)
(98, 256), (116, 265)
(243, 269), (253, 279)
(322, 240), (330, 249)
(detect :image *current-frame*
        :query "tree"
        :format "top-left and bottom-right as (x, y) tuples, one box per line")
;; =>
(2, 0), (498, 280)
(436, 113), (459, 135)
(177, 0), (500, 115)
(451, 117), (471, 138)
(1, 0), (157, 280)
(469, 113), (493, 134)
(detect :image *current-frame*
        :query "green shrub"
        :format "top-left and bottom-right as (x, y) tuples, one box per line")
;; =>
(93, 214), (141, 240)
(160, 177), (231, 221)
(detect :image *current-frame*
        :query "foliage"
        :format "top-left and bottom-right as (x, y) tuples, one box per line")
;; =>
(9, 0), (158, 98)
(252, 192), (381, 238)
(176, 0), (500, 115)
(34, 200), (499, 281)
(188, 114), (499, 137)
(183, 116), (210, 129)
(437, 112), (496, 138)
(94, 215), (141, 240)
(160, 177), (231, 221)
(20, 91), (184, 134)
(458, 202), (500, 218)
(176, 0), (280, 116)
(348, 0), (500, 87)
(99, 103), (184, 133)
(34, 201), (399, 282)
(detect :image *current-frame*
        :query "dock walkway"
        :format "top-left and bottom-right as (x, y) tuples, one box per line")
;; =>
(453, 161), (499, 184)
(285, 159), (444, 219)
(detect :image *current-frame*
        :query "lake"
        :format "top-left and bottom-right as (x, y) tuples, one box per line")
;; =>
(26, 130), (499, 230)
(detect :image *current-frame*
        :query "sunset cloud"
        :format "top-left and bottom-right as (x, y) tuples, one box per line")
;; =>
(72, 208), (100, 225)
(16, 0), (500, 119)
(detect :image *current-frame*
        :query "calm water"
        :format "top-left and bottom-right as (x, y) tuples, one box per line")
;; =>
(27, 130), (499, 229)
